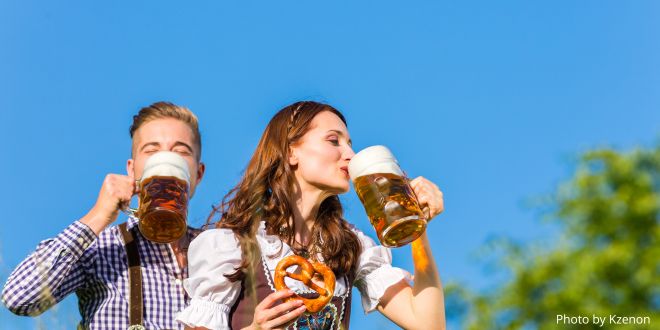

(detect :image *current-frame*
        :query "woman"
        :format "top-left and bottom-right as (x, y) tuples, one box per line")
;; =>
(177, 101), (446, 330)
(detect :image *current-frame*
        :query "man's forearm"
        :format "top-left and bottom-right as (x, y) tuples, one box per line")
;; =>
(2, 221), (95, 315)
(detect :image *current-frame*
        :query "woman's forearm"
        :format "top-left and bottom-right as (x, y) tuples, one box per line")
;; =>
(410, 232), (446, 329)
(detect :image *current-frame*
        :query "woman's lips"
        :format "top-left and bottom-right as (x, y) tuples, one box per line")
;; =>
(340, 166), (349, 178)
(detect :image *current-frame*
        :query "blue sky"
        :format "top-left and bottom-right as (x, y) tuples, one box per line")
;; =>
(1, 1), (659, 329)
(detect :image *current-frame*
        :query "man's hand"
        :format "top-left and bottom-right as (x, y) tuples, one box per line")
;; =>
(80, 174), (137, 235)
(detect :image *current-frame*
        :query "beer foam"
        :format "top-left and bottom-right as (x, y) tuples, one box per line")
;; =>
(348, 145), (404, 180)
(141, 151), (191, 183)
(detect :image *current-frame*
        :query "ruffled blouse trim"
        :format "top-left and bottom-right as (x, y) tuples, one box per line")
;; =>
(176, 298), (231, 330)
(255, 221), (286, 257)
(360, 265), (412, 314)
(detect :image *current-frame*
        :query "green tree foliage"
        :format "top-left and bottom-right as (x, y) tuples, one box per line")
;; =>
(448, 146), (660, 329)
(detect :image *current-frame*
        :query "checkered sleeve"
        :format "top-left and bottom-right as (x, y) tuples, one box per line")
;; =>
(1, 221), (98, 316)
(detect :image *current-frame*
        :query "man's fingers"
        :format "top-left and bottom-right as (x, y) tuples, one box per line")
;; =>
(128, 174), (139, 195)
(114, 175), (138, 201)
(99, 174), (138, 214)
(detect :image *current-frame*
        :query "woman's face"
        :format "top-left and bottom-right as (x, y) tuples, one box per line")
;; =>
(289, 111), (356, 194)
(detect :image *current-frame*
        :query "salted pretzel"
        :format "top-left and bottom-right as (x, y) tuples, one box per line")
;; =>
(273, 255), (336, 313)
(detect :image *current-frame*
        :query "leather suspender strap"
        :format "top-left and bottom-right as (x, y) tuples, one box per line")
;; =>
(119, 222), (144, 330)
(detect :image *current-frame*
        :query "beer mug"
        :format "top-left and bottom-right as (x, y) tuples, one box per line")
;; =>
(136, 151), (190, 243)
(348, 146), (427, 248)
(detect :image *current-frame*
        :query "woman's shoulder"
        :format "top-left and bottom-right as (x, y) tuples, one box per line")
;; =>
(190, 227), (241, 253)
(344, 221), (379, 250)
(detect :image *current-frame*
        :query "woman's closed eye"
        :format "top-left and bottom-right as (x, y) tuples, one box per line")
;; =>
(327, 136), (340, 146)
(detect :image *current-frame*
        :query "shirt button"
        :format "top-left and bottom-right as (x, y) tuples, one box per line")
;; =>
(77, 237), (90, 248)
(174, 279), (182, 285)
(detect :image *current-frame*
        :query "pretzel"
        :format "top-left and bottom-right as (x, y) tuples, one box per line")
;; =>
(273, 255), (336, 313)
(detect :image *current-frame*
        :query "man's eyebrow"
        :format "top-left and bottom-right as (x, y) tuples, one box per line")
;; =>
(327, 129), (352, 146)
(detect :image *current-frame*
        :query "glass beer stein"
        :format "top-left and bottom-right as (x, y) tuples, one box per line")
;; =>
(134, 151), (190, 243)
(348, 145), (427, 248)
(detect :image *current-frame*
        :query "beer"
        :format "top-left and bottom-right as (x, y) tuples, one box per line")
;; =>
(137, 152), (190, 243)
(349, 146), (426, 247)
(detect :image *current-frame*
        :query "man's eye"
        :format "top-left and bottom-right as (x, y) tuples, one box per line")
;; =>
(174, 148), (192, 156)
(144, 149), (158, 154)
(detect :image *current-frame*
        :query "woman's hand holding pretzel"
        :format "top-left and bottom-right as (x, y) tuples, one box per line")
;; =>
(243, 255), (336, 330)
(244, 289), (307, 330)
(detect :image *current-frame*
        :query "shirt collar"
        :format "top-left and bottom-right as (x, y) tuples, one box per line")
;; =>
(256, 221), (291, 257)
(126, 215), (140, 231)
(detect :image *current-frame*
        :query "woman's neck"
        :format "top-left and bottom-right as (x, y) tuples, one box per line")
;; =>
(290, 181), (331, 245)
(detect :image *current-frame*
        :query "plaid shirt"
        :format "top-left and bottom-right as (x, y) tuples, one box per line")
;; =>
(2, 216), (200, 329)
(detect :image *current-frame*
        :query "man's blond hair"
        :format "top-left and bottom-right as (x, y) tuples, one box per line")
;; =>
(129, 101), (202, 160)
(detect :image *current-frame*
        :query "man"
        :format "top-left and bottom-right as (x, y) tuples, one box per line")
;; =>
(2, 102), (206, 329)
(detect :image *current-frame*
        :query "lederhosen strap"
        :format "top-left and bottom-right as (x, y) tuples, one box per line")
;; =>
(119, 222), (145, 330)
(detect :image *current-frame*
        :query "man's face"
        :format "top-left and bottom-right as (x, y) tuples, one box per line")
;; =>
(127, 118), (205, 197)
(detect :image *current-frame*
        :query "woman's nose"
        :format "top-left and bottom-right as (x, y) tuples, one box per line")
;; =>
(344, 146), (355, 160)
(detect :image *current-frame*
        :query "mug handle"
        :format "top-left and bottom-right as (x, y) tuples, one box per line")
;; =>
(120, 203), (138, 218)
(404, 172), (431, 221)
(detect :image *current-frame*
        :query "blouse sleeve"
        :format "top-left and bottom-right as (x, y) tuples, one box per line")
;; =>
(352, 228), (412, 314)
(176, 228), (242, 330)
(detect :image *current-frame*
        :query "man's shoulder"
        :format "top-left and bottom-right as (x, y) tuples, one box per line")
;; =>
(90, 224), (125, 251)
(97, 223), (121, 238)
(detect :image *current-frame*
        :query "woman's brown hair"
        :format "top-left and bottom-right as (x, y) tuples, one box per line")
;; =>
(208, 101), (361, 289)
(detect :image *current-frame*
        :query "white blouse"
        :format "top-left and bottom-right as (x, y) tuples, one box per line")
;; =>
(176, 221), (411, 330)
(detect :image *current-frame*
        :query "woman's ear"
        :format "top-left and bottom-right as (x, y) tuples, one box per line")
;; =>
(288, 147), (299, 166)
